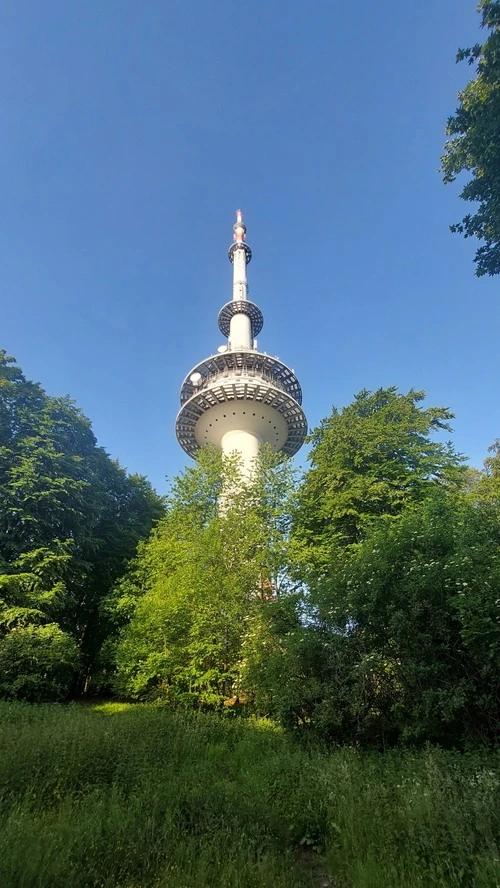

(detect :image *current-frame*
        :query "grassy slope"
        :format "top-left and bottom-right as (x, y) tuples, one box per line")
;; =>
(0, 702), (498, 888)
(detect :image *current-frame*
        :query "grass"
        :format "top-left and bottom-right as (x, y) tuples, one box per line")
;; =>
(0, 702), (498, 887)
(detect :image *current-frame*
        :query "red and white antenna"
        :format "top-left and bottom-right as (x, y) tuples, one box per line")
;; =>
(233, 209), (246, 243)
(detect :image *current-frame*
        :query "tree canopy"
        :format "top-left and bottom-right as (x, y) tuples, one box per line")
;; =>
(249, 485), (500, 748)
(0, 350), (163, 700)
(293, 387), (465, 571)
(111, 447), (298, 705)
(1, 348), (498, 749)
(442, 0), (500, 275)
(306, 491), (500, 746)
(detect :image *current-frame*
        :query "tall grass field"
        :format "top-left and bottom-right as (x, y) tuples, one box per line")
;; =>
(0, 702), (498, 887)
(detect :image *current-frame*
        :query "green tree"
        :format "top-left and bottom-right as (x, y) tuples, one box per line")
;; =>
(0, 350), (163, 698)
(240, 592), (335, 732)
(0, 543), (79, 701)
(112, 447), (298, 705)
(441, 1), (500, 276)
(311, 492), (500, 746)
(293, 388), (465, 571)
(467, 439), (500, 504)
(253, 491), (500, 748)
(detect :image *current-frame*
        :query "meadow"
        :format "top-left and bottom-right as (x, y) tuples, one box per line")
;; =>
(0, 702), (498, 887)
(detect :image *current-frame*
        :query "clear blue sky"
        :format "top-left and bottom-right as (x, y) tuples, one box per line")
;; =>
(2, 1), (497, 493)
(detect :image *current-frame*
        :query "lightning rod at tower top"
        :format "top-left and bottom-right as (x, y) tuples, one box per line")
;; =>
(176, 211), (307, 477)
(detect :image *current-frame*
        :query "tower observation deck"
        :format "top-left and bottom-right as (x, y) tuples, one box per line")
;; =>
(176, 211), (307, 474)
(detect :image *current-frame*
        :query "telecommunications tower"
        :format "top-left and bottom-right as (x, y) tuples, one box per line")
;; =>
(176, 211), (307, 475)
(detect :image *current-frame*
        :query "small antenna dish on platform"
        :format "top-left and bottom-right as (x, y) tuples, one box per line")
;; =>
(217, 345), (228, 353)
(189, 372), (202, 386)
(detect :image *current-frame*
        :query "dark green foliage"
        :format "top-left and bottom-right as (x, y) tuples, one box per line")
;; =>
(0, 542), (79, 701)
(0, 625), (79, 702)
(442, 1), (500, 275)
(0, 703), (498, 888)
(312, 493), (500, 747)
(256, 492), (500, 748)
(2, 350), (498, 753)
(293, 387), (465, 569)
(0, 350), (163, 699)
(242, 593), (360, 737)
(246, 389), (496, 748)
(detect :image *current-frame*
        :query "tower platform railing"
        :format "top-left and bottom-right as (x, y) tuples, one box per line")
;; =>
(180, 366), (296, 405)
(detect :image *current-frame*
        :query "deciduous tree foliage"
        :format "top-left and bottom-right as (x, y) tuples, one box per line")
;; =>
(111, 388), (498, 749)
(252, 492), (500, 748)
(293, 388), (465, 571)
(0, 350), (163, 699)
(247, 390), (498, 747)
(311, 492), (500, 747)
(2, 350), (498, 749)
(111, 447), (298, 705)
(0, 543), (79, 701)
(442, 0), (500, 275)
(470, 438), (500, 503)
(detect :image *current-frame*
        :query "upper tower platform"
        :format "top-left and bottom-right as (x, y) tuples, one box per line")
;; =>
(175, 212), (307, 472)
